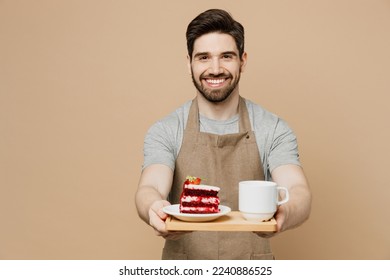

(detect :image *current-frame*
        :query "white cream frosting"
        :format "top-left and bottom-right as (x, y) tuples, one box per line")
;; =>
(181, 195), (220, 203)
(185, 184), (220, 191)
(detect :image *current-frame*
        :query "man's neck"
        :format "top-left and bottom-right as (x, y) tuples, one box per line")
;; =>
(196, 92), (240, 121)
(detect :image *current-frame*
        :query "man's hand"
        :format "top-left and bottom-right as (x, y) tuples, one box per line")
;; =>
(254, 164), (311, 238)
(254, 205), (287, 238)
(136, 164), (189, 239)
(149, 200), (189, 240)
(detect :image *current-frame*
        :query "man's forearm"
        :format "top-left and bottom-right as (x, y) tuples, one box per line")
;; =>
(135, 164), (174, 224)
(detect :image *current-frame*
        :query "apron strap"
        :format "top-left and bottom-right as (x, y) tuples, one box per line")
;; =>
(186, 96), (252, 133)
(238, 97), (251, 133)
(185, 98), (200, 133)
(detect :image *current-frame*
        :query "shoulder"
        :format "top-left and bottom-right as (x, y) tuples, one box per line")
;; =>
(244, 97), (297, 147)
(143, 101), (191, 170)
(244, 98), (300, 173)
(244, 98), (284, 131)
(147, 100), (192, 136)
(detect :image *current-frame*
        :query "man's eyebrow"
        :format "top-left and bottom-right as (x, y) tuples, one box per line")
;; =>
(193, 52), (210, 58)
(221, 51), (238, 56)
(193, 51), (238, 58)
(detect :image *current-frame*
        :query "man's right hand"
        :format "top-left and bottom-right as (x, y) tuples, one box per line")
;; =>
(148, 200), (190, 240)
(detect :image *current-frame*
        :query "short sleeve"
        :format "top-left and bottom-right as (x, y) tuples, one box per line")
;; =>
(141, 101), (189, 171)
(267, 118), (301, 172)
(142, 120), (176, 171)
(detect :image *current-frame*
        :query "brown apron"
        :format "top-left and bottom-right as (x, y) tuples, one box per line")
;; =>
(162, 96), (274, 260)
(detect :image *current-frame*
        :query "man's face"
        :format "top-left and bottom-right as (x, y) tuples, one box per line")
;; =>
(188, 32), (247, 103)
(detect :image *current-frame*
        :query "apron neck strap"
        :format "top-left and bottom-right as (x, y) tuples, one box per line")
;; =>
(186, 96), (252, 133)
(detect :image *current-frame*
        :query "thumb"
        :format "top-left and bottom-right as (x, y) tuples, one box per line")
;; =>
(151, 200), (171, 220)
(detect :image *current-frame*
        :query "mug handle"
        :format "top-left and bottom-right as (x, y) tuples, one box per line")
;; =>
(277, 186), (289, 205)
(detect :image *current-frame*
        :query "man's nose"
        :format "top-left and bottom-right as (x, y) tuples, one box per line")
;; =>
(210, 58), (223, 75)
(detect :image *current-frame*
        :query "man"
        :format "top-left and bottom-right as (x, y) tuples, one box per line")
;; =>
(135, 9), (311, 259)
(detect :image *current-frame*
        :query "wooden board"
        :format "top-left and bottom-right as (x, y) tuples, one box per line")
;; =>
(165, 211), (277, 232)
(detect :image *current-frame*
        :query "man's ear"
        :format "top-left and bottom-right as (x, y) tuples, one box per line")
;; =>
(240, 52), (248, 73)
(187, 55), (192, 75)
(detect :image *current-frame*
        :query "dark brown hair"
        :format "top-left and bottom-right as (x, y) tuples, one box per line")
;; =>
(186, 9), (245, 61)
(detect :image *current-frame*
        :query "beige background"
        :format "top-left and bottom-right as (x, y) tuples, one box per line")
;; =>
(1, 0), (390, 259)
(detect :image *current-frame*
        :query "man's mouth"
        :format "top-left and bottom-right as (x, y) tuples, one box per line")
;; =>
(203, 77), (229, 88)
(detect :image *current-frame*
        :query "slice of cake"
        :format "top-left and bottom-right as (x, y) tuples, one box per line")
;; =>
(179, 176), (220, 214)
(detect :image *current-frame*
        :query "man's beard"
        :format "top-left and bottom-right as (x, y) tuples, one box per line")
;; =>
(191, 71), (241, 103)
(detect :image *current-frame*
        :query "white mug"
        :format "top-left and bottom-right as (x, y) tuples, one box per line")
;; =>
(239, 180), (289, 221)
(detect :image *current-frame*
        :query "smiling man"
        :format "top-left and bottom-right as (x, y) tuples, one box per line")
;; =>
(190, 33), (244, 103)
(135, 9), (312, 260)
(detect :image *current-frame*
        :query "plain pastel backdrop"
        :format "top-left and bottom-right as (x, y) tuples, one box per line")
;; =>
(1, 0), (390, 259)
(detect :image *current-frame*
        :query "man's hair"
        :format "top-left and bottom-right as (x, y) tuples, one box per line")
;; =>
(186, 9), (245, 61)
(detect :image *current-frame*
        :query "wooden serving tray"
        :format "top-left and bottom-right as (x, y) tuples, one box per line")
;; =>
(166, 211), (277, 232)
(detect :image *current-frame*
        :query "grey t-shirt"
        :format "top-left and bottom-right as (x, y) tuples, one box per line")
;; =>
(143, 99), (300, 180)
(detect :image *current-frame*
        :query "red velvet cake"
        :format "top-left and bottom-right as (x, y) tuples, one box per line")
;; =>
(179, 176), (220, 214)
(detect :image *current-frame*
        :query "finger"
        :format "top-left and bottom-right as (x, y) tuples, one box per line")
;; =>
(162, 231), (192, 240)
(149, 210), (169, 235)
(151, 217), (168, 234)
(274, 206), (286, 232)
(151, 200), (170, 220)
(254, 232), (278, 238)
(157, 207), (168, 220)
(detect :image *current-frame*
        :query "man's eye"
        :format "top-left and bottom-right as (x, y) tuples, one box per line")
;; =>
(222, 55), (233, 59)
(199, 56), (209, 60)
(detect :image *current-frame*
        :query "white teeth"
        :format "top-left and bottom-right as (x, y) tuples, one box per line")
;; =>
(206, 79), (225, 84)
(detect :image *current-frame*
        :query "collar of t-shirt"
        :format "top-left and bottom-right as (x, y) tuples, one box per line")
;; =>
(199, 113), (239, 135)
